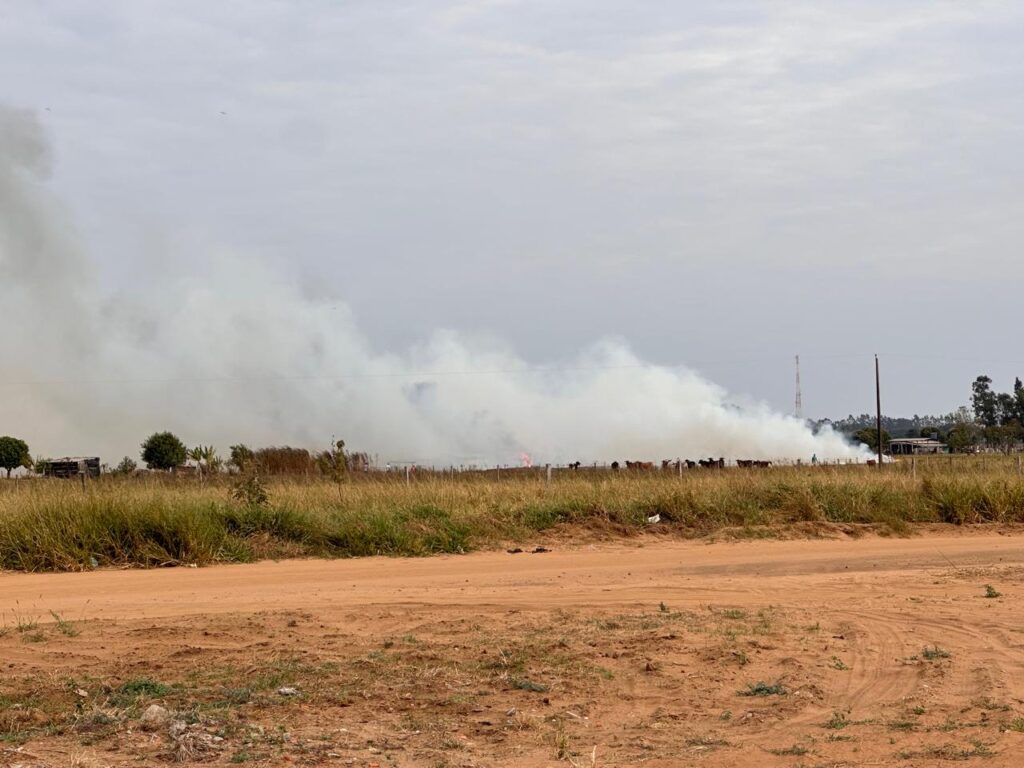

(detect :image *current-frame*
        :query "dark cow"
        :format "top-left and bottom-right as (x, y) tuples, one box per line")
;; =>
(611, 461), (620, 471)
(738, 459), (772, 468)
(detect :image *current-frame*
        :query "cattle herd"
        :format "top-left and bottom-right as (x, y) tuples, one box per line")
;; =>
(575, 458), (774, 471)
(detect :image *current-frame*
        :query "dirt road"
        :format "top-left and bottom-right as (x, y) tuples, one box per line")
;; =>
(3, 530), (1024, 766)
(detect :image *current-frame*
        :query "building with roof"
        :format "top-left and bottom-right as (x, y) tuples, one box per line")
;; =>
(889, 438), (949, 455)
(42, 457), (101, 478)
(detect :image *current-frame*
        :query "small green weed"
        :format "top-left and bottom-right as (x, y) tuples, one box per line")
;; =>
(769, 744), (809, 756)
(889, 720), (916, 732)
(825, 711), (851, 730)
(896, 740), (992, 760)
(739, 681), (786, 697)
(513, 679), (549, 693)
(49, 611), (79, 637)
(119, 678), (170, 697)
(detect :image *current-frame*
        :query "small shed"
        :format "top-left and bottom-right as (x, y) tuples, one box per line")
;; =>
(889, 438), (949, 455)
(43, 457), (101, 478)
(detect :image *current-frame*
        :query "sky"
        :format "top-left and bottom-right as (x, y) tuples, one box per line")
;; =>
(1, 1), (1023, 462)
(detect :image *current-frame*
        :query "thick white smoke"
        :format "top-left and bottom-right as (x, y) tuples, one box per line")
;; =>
(1, 107), (864, 465)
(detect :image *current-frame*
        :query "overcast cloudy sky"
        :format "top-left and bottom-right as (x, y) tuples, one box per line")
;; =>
(3, 0), (1024, 424)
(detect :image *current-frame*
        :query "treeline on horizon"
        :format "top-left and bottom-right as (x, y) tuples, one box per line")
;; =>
(814, 375), (1024, 453)
(0, 432), (368, 478)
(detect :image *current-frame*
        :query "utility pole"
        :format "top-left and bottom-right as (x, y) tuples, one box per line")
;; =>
(875, 354), (883, 470)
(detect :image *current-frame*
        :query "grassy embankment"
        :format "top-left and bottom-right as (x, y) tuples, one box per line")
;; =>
(1, 455), (1023, 571)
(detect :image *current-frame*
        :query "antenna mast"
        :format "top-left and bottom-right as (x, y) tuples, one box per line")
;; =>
(794, 355), (803, 420)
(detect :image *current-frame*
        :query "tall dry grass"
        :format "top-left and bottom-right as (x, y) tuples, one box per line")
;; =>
(1, 455), (1022, 571)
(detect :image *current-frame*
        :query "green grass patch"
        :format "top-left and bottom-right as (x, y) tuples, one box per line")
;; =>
(739, 681), (786, 697)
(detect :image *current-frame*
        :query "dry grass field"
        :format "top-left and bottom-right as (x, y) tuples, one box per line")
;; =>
(1, 456), (1024, 571)
(3, 458), (1024, 766)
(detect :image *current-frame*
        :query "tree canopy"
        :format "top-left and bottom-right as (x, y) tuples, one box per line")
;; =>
(853, 427), (890, 453)
(229, 444), (255, 471)
(141, 431), (187, 470)
(972, 375), (1024, 428)
(945, 423), (980, 453)
(0, 436), (31, 477)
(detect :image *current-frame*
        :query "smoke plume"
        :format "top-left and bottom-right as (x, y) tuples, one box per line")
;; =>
(1, 107), (864, 465)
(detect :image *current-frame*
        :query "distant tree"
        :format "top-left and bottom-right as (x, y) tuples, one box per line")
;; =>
(853, 427), (890, 453)
(984, 423), (1024, 454)
(953, 405), (974, 424)
(141, 431), (187, 470)
(920, 426), (941, 439)
(114, 456), (138, 475)
(972, 376), (999, 427)
(996, 392), (1017, 426)
(188, 445), (223, 474)
(0, 436), (31, 477)
(945, 422), (980, 453)
(202, 446), (223, 473)
(818, 412), (963, 440)
(229, 444), (255, 471)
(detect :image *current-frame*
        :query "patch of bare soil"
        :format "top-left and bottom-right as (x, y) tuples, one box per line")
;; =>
(3, 533), (1024, 766)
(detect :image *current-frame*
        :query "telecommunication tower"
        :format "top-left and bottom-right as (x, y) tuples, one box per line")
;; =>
(794, 355), (803, 420)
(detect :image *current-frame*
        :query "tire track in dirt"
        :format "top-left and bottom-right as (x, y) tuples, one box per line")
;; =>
(828, 609), (924, 710)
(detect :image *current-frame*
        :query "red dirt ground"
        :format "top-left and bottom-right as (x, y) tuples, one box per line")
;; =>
(3, 530), (1024, 766)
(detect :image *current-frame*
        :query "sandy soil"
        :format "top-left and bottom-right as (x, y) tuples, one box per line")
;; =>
(3, 530), (1024, 766)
